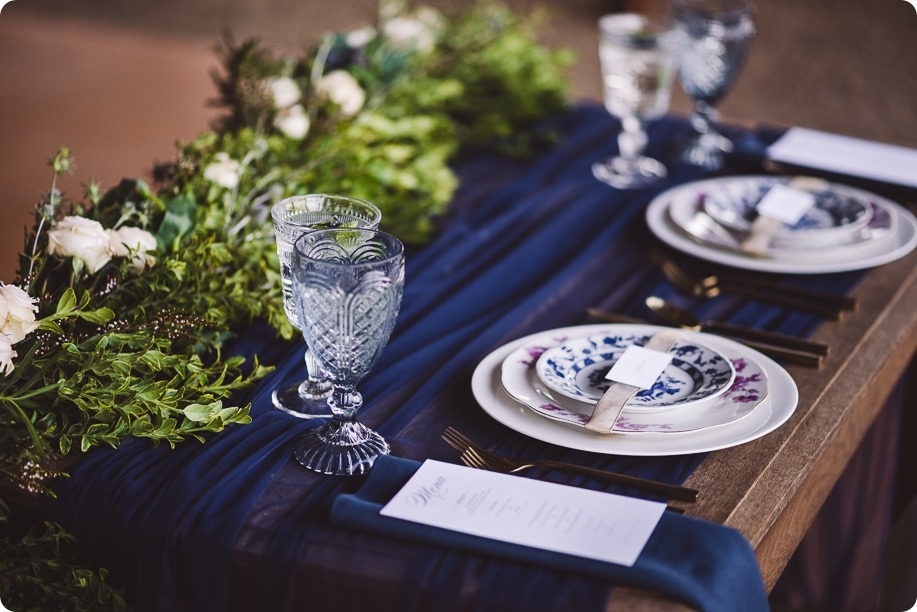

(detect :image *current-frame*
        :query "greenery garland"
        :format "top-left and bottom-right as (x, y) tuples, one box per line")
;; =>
(0, 2), (571, 609)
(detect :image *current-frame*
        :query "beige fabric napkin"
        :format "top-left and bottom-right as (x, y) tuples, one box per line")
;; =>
(739, 177), (828, 256)
(585, 328), (682, 434)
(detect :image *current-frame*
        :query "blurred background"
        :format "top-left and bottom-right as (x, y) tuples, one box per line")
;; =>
(1, 0), (915, 282)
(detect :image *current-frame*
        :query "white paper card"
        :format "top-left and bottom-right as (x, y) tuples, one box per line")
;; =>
(767, 127), (917, 189)
(755, 183), (816, 225)
(605, 345), (674, 389)
(381, 459), (665, 567)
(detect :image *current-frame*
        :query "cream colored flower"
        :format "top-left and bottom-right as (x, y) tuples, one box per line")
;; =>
(346, 26), (377, 48)
(47, 216), (112, 273)
(203, 153), (242, 190)
(314, 70), (366, 117)
(274, 104), (311, 139)
(0, 334), (15, 376)
(383, 7), (442, 52)
(106, 226), (158, 272)
(0, 283), (39, 344)
(267, 76), (302, 109)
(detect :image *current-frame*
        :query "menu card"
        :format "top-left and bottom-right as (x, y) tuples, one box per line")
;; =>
(380, 459), (666, 567)
(766, 127), (917, 189)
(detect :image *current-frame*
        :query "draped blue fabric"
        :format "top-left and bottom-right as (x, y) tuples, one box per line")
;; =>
(41, 105), (867, 611)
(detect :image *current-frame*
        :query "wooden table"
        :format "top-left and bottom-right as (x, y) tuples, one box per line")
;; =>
(612, 247), (917, 609)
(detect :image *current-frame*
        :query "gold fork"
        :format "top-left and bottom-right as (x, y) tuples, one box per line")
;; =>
(441, 427), (698, 503)
(653, 253), (853, 319)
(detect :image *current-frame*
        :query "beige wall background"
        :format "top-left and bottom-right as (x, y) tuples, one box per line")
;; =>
(1, 0), (915, 281)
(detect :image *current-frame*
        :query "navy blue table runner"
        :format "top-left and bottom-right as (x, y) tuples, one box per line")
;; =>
(42, 104), (866, 611)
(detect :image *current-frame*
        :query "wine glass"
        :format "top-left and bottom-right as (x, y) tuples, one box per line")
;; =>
(674, 0), (756, 170)
(290, 228), (404, 475)
(592, 13), (678, 189)
(271, 195), (382, 419)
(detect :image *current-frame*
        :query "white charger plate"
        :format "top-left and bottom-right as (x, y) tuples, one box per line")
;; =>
(471, 324), (797, 456)
(646, 176), (917, 274)
(503, 329), (767, 434)
(535, 331), (735, 411)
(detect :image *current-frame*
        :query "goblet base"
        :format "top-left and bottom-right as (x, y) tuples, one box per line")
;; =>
(293, 419), (390, 475)
(679, 130), (734, 171)
(592, 155), (667, 189)
(271, 379), (333, 419)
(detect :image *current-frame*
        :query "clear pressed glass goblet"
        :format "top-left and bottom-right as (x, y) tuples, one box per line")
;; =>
(271, 195), (382, 419)
(290, 228), (404, 475)
(674, 0), (756, 170)
(592, 13), (678, 189)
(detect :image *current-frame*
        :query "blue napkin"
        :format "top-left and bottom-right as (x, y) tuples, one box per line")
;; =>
(331, 456), (768, 612)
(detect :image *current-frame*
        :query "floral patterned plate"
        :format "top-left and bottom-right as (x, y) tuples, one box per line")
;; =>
(504, 333), (767, 435)
(535, 332), (735, 412)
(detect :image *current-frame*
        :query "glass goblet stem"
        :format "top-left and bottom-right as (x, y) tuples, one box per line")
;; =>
(300, 348), (333, 399)
(617, 115), (649, 165)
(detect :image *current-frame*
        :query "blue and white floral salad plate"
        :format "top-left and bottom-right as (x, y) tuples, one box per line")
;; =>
(535, 332), (735, 412)
(700, 175), (872, 248)
(502, 336), (767, 435)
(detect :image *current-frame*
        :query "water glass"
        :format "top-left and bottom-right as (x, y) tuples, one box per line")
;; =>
(592, 13), (677, 189)
(291, 228), (404, 475)
(674, 0), (756, 169)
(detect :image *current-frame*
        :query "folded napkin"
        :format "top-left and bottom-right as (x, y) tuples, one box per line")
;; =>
(331, 456), (768, 612)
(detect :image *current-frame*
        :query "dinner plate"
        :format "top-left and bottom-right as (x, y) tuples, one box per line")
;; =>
(701, 175), (872, 248)
(646, 176), (917, 274)
(535, 332), (735, 411)
(502, 331), (768, 434)
(472, 324), (798, 456)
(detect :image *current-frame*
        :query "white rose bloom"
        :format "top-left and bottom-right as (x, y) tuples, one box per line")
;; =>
(0, 334), (15, 376)
(274, 104), (311, 140)
(106, 226), (158, 272)
(383, 9), (441, 52)
(47, 216), (112, 274)
(0, 283), (39, 344)
(314, 70), (366, 117)
(268, 76), (301, 109)
(203, 153), (242, 190)
(346, 26), (377, 48)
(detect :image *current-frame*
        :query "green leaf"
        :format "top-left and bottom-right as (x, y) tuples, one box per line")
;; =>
(182, 401), (219, 423)
(156, 195), (197, 250)
(56, 288), (77, 315)
(78, 308), (115, 325)
(39, 320), (65, 335)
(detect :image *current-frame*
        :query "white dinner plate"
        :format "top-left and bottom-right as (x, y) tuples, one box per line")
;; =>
(535, 331), (735, 410)
(502, 329), (768, 434)
(472, 324), (798, 456)
(646, 176), (917, 274)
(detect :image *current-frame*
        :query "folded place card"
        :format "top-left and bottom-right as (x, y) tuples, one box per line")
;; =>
(766, 127), (917, 189)
(380, 459), (666, 567)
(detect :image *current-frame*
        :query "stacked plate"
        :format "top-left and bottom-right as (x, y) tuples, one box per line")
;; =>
(645, 175), (917, 274)
(470, 324), (798, 456)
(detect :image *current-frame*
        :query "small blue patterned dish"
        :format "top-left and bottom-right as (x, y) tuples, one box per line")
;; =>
(535, 332), (735, 412)
(701, 176), (872, 248)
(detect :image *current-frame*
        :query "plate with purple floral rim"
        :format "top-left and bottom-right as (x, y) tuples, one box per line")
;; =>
(471, 324), (797, 456)
(700, 175), (872, 248)
(534, 332), (735, 412)
(502, 336), (767, 435)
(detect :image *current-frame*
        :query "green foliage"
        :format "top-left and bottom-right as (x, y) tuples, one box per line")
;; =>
(0, 2), (570, 609)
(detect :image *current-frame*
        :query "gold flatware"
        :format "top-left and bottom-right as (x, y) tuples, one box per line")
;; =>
(645, 296), (828, 356)
(585, 307), (824, 367)
(652, 252), (851, 319)
(441, 427), (699, 503)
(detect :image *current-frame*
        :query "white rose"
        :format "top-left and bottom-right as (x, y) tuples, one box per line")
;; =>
(274, 104), (311, 140)
(46, 216), (112, 274)
(106, 226), (158, 272)
(0, 283), (39, 344)
(0, 334), (15, 376)
(267, 76), (301, 109)
(346, 26), (377, 48)
(383, 8), (441, 52)
(203, 153), (241, 190)
(314, 70), (366, 117)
